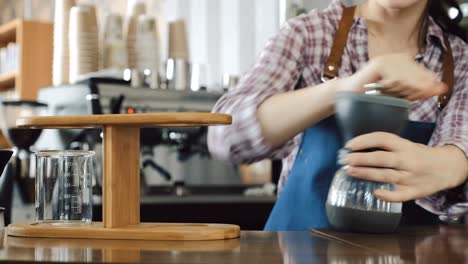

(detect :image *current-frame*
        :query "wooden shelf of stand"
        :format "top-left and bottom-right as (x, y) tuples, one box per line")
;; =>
(15, 112), (233, 128)
(8, 113), (240, 241)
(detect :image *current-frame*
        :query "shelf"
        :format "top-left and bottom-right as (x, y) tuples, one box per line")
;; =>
(16, 113), (232, 129)
(7, 234), (241, 251)
(0, 19), (17, 44)
(0, 71), (16, 91)
(8, 222), (240, 241)
(0, 19), (52, 100)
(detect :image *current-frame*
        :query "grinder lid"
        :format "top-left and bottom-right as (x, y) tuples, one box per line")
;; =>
(337, 91), (410, 109)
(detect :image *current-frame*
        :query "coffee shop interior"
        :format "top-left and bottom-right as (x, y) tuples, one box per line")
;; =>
(0, 0), (465, 263)
(0, 0), (288, 230)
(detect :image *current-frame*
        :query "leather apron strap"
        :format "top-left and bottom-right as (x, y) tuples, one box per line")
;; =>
(322, 6), (356, 82)
(323, 6), (455, 110)
(439, 37), (454, 109)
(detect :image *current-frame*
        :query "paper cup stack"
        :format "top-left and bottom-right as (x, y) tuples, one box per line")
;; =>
(69, 5), (99, 83)
(136, 16), (160, 71)
(166, 20), (190, 91)
(102, 14), (127, 69)
(125, 1), (147, 69)
(53, 0), (75, 86)
(168, 20), (189, 60)
(125, 16), (138, 69)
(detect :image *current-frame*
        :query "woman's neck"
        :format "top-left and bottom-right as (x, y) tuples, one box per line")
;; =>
(356, 0), (428, 57)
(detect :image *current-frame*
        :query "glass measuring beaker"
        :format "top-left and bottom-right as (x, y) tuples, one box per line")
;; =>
(35, 150), (94, 225)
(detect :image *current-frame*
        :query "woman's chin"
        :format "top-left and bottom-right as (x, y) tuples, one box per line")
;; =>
(372, 0), (427, 10)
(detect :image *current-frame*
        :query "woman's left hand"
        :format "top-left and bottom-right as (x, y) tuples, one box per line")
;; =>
(342, 132), (467, 202)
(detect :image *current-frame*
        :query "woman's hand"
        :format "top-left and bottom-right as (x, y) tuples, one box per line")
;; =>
(341, 132), (468, 202)
(342, 54), (448, 101)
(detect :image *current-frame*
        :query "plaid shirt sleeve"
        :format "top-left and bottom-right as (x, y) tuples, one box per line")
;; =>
(417, 38), (468, 221)
(207, 16), (310, 164)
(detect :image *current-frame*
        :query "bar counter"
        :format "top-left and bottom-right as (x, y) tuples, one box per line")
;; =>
(0, 225), (466, 263)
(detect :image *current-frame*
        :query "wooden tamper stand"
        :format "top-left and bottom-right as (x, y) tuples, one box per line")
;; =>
(7, 113), (240, 241)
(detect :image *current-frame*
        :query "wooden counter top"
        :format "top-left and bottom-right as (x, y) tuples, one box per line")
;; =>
(0, 226), (466, 263)
(311, 225), (468, 264)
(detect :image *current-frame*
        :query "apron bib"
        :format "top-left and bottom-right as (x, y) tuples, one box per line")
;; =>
(265, 119), (438, 231)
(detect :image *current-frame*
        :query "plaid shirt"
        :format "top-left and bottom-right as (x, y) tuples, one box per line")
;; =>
(208, 0), (468, 220)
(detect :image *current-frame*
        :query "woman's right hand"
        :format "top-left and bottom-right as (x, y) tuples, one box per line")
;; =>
(342, 54), (448, 101)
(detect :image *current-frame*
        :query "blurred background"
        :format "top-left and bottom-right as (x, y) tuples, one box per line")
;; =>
(0, 0), (465, 89)
(0, 0), (465, 230)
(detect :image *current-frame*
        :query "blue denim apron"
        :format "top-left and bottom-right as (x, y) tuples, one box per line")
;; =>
(264, 117), (436, 231)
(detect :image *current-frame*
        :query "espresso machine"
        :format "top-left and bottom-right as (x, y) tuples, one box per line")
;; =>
(0, 100), (48, 224)
(36, 78), (240, 197)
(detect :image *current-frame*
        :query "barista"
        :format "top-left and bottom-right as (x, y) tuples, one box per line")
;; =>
(208, 0), (468, 230)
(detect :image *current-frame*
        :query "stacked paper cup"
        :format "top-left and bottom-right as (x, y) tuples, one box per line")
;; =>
(125, 1), (147, 69)
(136, 16), (160, 72)
(69, 5), (99, 83)
(102, 14), (127, 69)
(53, 0), (75, 86)
(168, 20), (190, 60)
(166, 20), (190, 90)
(126, 16), (138, 69)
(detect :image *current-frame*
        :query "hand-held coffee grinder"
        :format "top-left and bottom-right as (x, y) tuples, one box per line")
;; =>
(326, 86), (410, 233)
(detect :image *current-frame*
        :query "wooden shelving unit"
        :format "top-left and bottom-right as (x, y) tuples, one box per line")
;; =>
(0, 19), (17, 44)
(0, 19), (53, 148)
(0, 71), (16, 91)
(0, 19), (53, 100)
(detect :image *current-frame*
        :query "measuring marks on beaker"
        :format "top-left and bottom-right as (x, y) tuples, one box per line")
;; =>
(60, 159), (91, 220)
(63, 182), (82, 215)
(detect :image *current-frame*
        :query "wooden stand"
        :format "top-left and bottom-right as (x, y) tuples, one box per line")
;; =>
(8, 113), (240, 241)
